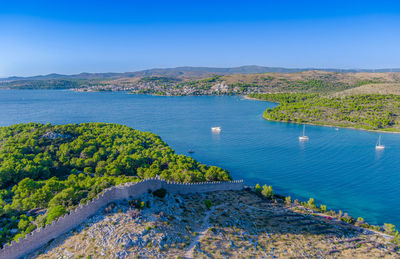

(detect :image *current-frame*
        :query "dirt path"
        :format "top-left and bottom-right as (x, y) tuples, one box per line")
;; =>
(184, 204), (224, 258)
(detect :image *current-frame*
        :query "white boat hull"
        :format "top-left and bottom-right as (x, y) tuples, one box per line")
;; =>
(211, 127), (221, 133)
(299, 136), (309, 141)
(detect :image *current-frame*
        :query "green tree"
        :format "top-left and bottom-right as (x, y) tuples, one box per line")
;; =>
(307, 198), (316, 209)
(261, 185), (273, 199)
(383, 223), (396, 235)
(46, 205), (67, 224)
(204, 200), (212, 210)
(254, 184), (262, 193)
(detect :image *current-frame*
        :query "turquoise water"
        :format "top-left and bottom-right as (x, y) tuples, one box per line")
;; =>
(1, 90), (400, 226)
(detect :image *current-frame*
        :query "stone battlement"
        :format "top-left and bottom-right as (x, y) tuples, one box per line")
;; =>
(0, 178), (244, 259)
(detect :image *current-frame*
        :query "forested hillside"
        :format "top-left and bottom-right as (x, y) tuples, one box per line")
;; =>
(0, 123), (230, 246)
(249, 93), (400, 132)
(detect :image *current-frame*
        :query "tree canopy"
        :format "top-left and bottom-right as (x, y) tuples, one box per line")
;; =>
(0, 122), (231, 246)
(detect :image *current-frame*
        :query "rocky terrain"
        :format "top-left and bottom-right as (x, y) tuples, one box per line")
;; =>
(29, 189), (399, 258)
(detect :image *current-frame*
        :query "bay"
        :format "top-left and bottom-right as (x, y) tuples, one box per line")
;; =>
(1, 90), (399, 226)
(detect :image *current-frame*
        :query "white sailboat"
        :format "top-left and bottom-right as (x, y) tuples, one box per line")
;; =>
(376, 135), (385, 150)
(299, 125), (309, 141)
(211, 126), (222, 133)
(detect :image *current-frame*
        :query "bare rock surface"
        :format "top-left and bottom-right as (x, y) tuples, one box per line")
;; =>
(29, 190), (399, 258)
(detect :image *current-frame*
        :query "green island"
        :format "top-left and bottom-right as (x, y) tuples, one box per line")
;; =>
(249, 93), (400, 132)
(0, 123), (230, 246)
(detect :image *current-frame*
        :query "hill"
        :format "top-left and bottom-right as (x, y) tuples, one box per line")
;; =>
(61, 71), (400, 96)
(2, 67), (400, 92)
(249, 93), (400, 132)
(0, 123), (230, 247)
(3, 66), (400, 81)
(30, 189), (399, 258)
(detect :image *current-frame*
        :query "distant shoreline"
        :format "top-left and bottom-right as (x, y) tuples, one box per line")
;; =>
(244, 94), (400, 135)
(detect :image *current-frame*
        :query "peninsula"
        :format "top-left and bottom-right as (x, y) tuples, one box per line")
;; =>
(0, 123), (399, 258)
(0, 123), (230, 248)
(249, 93), (400, 132)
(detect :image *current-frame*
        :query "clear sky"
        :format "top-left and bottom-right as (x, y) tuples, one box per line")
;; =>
(1, 0), (400, 77)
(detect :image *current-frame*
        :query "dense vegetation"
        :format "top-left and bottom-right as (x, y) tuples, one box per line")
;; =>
(138, 76), (180, 84)
(177, 75), (223, 91)
(0, 123), (231, 246)
(275, 79), (352, 93)
(249, 93), (400, 131)
(0, 79), (99, 90)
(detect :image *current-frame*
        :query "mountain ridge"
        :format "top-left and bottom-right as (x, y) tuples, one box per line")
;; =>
(3, 65), (400, 81)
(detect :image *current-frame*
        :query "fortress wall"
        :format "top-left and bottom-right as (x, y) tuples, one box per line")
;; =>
(0, 179), (243, 259)
(163, 180), (244, 194)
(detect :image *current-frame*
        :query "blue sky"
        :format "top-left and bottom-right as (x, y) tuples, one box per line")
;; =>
(1, 0), (400, 77)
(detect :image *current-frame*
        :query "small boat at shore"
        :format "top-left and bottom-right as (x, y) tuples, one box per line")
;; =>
(376, 135), (385, 150)
(211, 126), (221, 133)
(188, 149), (195, 154)
(299, 125), (309, 141)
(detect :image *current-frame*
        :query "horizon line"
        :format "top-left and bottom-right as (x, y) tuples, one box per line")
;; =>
(2, 65), (400, 79)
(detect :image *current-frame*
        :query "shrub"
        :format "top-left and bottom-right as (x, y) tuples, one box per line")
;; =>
(254, 184), (262, 193)
(341, 215), (355, 224)
(153, 188), (167, 198)
(307, 198), (316, 209)
(393, 231), (400, 245)
(34, 214), (47, 228)
(369, 225), (382, 232)
(383, 223), (396, 235)
(285, 196), (291, 206)
(338, 210), (343, 220)
(356, 217), (365, 226)
(261, 185), (273, 199)
(13, 233), (26, 242)
(359, 223), (370, 228)
(204, 199), (212, 210)
(46, 205), (67, 224)
(320, 205), (327, 213)
(25, 224), (36, 234)
(18, 219), (29, 231)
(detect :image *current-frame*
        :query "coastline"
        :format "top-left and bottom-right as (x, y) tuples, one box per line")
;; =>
(244, 95), (400, 134)
(242, 94), (278, 102)
(262, 115), (400, 135)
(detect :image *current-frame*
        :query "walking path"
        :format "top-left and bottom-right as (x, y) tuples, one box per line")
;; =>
(184, 204), (224, 258)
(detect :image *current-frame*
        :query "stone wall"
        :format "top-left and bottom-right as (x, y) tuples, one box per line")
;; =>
(0, 178), (243, 259)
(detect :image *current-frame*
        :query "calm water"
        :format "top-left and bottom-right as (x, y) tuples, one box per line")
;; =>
(1, 90), (400, 226)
